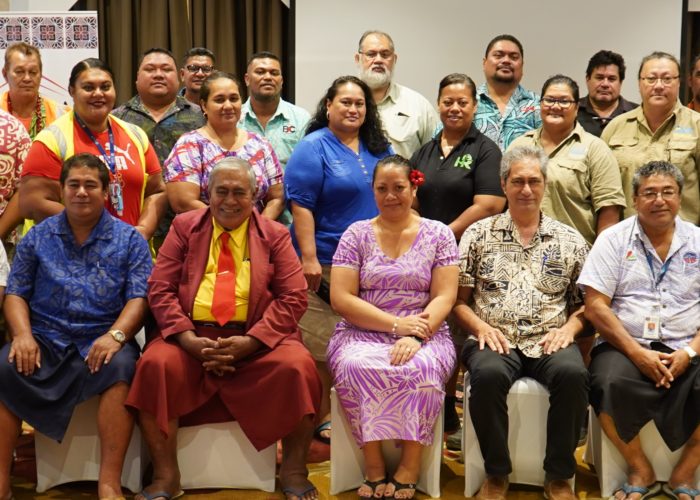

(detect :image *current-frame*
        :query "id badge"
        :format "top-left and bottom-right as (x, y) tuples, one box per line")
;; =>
(109, 179), (124, 217)
(643, 315), (661, 340)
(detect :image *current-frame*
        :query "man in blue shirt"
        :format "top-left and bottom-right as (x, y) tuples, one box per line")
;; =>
(0, 153), (152, 500)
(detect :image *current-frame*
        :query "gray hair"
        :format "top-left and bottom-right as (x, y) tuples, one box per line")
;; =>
(500, 145), (549, 181)
(357, 30), (395, 52)
(632, 161), (684, 195)
(208, 157), (257, 194)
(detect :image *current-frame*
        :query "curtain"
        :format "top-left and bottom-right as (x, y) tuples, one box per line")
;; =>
(74, 0), (288, 104)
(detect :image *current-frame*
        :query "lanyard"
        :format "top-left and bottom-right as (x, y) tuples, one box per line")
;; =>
(74, 113), (116, 174)
(639, 239), (671, 288)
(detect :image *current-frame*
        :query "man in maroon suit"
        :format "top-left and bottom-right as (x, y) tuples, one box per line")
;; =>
(126, 157), (321, 500)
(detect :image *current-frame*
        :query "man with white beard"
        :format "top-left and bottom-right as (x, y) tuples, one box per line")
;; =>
(355, 30), (439, 158)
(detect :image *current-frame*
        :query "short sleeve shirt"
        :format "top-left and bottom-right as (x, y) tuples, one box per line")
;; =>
(239, 98), (311, 168)
(377, 82), (439, 159)
(112, 95), (205, 163)
(458, 211), (589, 358)
(0, 109), (30, 218)
(601, 102), (700, 224)
(410, 124), (504, 228)
(474, 84), (542, 151)
(509, 122), (626, 245)
(6, 210), (152, 357)
(164, 129), (282, 210)
(577, 95), (638, 138)
(285, 127), (391, 264)
(577, 216), (700, 350)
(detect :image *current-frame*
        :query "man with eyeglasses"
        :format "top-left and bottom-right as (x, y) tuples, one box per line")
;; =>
(474, 34), (541, 151)
(602, 51), (700, 224)
(355, 30), (438, 158)
(239, 51), (309, 225)
(455, 145), (589, 500)
(577, 50), (638, 137)
(0, 42), (69, 139)
(179, 47), (216, 106)
(580, 160), (700, 500)
(113, 48), (204, 249)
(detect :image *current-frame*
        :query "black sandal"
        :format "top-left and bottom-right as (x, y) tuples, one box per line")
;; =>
(358, 476), (387, 498)
(386, 478), (416, 499)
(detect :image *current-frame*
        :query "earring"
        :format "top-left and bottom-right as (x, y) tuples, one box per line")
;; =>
(326, 111), (330, 120)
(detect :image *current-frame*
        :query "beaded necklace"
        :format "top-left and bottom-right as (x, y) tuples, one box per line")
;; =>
(7, 94), (46, 139)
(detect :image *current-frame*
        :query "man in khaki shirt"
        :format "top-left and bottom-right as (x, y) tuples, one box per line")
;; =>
(602, 51), (700, 224)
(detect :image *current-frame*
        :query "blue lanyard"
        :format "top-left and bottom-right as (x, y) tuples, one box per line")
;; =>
(74, 113), (116, 174)
(639, 240), (671, 288)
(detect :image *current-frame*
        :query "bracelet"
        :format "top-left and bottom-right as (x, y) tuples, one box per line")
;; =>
(391, 317), (399, 335)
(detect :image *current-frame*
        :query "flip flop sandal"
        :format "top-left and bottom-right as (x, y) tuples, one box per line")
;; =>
(610, 482), (661, 500)
(358, 476), (387, 498)
(663, 483), (700, 500)
(313, 420), (331, 444)
(387, 478), (417, 499)
(282, 484), (318, 500)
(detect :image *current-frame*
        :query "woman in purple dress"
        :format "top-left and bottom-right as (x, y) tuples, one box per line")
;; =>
(328, 155), (458, 499)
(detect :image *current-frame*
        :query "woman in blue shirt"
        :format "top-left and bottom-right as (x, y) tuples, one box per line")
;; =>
(285, 75), (391, 444)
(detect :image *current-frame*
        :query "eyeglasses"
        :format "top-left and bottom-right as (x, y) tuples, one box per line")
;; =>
(185, 64), (214, 74)
(541, 97), (576, 109)
(359, 50), (394, 60)
(638, 189), (678, 201)
(639, 76), (679, 86)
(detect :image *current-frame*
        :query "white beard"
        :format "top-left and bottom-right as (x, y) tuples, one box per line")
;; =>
(360, 66), (392, 90)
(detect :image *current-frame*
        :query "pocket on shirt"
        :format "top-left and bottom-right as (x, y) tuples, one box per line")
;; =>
(667, 139), (696, 169)
(534, 265), (570, 295)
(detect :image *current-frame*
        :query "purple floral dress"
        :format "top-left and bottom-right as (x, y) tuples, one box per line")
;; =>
(327, 218), (458, 446)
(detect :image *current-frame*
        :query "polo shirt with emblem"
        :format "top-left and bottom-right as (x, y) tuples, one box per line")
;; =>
(410, 124), (503, 233)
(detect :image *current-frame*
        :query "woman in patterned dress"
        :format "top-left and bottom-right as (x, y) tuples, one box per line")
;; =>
(163, 71), (284, 220)
(327, 155), (458, 499)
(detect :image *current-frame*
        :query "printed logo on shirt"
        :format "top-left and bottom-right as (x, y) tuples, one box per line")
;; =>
(673, 126), (694, 135)
(454, 154), (473, 170)
(521, 105), (536, 113)
(568, 144), (587, 161)
(625, 249), (637, 261)
(683, 251), (698, 265)
(283, 125), (296, 134)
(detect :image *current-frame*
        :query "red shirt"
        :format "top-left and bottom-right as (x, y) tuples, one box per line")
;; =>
(22, 117), (161, 226)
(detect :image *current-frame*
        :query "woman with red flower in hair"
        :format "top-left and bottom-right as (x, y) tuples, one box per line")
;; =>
(327, 155), (458, 499)
(409, 73), (506, 437)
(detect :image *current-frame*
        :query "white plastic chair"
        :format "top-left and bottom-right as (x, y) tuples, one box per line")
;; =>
(329, 387), (444, 498)
(34, 396), (146, 493)
(177, 421), (277, 491)
(463, 374), (575, 497)
(585, 410), (700, 497)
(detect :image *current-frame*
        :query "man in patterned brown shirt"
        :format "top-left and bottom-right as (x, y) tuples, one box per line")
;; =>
(454, 145), (590, 500)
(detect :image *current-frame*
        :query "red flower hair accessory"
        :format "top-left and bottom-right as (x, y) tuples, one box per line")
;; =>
(409, 169), (425, 187)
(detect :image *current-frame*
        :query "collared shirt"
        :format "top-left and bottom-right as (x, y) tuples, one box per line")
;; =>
(578, 216), (700, 350)
(112, 95), (205, 164)
(6, 210), (152, 357)
(285, 127), (391, 264)
(376, 81), (439, 159)
(458, 211), (588, 358)
(410, 124), (503, 229)
(474, 83), (541, 151)
(239, 98), (310, 169)
(602, 102), (700, 224)
(193, 217), (251, 323)
(509, 122), (625, 245)
(577, 95), (638, 137)
(0, 109), (30, 227)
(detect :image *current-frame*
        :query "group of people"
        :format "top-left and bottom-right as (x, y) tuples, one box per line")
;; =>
(0, 27), (697, 500)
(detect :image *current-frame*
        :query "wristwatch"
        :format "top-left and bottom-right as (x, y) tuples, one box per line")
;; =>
(683, 345), (697, 361)
(109, 329), (126, 345)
